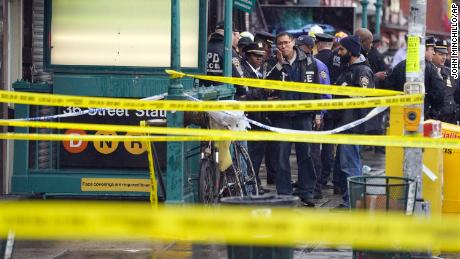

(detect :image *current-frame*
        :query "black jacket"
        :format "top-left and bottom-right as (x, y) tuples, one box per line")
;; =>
(204, 32), (239, 87)
(368, 47), (386, 74)
(265, 47), (320, 118)
(240, 59), (271, 128)
(315, 49), (344, 84)
(332, 55), (375, 133)
(384, 59), (444, 120)
(439, 66), (458, 118)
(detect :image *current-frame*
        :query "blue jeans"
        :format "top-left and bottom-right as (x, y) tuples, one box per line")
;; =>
(273, 115), (316, 199)
(335, 144), (362, 206)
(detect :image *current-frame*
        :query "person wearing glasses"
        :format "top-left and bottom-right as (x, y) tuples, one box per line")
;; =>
(265, 32), (321, 207)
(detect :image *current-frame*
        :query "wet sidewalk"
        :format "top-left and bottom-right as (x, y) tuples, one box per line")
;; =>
(9, 151), (381, 259)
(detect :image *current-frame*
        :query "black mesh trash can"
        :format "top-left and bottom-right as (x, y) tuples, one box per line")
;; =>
(220, 195), (299, 259)
(348, 176), (417, 259)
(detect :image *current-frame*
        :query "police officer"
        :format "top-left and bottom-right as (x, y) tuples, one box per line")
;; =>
(254, 31), (276, 63)
(241, 42), (271, 194)
(313, 33), (338, 192)
(432, 39), (458, 124)
(315, 33), (343, 85)
(296, 35), (331, 199)
(265, 32), (320, 207)
(333, 35), (375, 208)
(254, 31), (278, 186)
(205, 21), (240, 88)
(385, 36), (444, 120)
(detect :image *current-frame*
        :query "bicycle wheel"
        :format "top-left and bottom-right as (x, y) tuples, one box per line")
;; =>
(232, 142), (259, 196)
(219, 167), (244, 198)
(199, 152), (219, 204)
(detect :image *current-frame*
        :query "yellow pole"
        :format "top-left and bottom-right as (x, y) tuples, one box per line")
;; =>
(141, 121), (158, 207)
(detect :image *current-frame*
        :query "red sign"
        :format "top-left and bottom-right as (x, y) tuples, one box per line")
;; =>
(62, 129), (88, 154)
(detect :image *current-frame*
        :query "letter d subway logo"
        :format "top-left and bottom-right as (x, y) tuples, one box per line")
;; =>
(63, 129), (88, 154)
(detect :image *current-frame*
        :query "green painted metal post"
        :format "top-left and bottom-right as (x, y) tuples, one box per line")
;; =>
(375, 0), (383, 35)
(166, 0), (186, 203)
(223, 0), (233, 78)
(361, 0), (369, 28)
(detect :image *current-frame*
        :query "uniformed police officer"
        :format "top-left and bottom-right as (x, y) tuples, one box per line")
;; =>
(265, 32), (321, 207)
(254, 31), (278, 186)
(296, 35), (331, 199)
(385, 36), (444, 120)
(205, 22), (241, 88)
(313, 33), (338, 192)
(432, 39), (459, 124)
(241, 42), (271, 194)
(332, 35), (375, 208)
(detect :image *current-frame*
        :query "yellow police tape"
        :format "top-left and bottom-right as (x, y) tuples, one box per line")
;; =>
(166, 70), (403, 97)
(0, 89), (422, 112)
(1, 120), (460, 149)
(0, 201), (460, 251)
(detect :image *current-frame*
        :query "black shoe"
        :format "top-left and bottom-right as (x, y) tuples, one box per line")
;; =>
(300, 198), (315, 207)
(292, 181), (300, 188)
(313, 192), (323, 199)
(257, 186), (270, 195)
(334, 203), (349, 209)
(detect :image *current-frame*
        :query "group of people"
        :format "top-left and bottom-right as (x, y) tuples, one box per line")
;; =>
(205, 21), (460, 208)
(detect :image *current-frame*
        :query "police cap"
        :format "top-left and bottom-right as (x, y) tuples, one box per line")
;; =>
(434, 39), (448, 54)
(426, 36), (436, 47)
(238, 37), (253, 48)
(296, 35), (315, 48)
(315, 33), (334, 42)
(254, 31), (275, 45)
(244, 42), (266, 56)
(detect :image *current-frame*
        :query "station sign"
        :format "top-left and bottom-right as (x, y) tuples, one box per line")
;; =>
(59, 107), (166, 170)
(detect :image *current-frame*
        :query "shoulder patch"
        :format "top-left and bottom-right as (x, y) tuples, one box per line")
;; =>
(359, 76), (370, 88)
(320, 71), (327, 80)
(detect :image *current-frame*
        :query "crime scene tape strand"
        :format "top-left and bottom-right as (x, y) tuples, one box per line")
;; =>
(165, 70), (403, 97)
(0, 201), (459, 251)
(0, 90), (422, 111)
(1, 120), (460, 149)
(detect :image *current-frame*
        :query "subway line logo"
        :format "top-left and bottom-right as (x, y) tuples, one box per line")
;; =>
(62, 129), (146, 155)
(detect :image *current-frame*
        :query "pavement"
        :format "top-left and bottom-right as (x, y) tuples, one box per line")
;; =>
(7, 149), (455, 258)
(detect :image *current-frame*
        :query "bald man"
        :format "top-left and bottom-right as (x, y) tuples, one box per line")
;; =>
(354, 28), (385, 154)
(354, 28), (373, 56)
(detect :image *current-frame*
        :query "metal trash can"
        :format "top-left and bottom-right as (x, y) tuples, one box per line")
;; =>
(220, 195), (299, 259)
(348, 176), (416, 212)
(348, 176), (417, 259)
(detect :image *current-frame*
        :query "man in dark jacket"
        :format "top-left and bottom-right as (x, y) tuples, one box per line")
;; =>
(384, 36), (444, 120)
(204, 22), (241, 88)
(333, 35), (375, 208)
(314, 33), (340, 191)
(265, 32), (320, 207)
(432, 39), (459, 124)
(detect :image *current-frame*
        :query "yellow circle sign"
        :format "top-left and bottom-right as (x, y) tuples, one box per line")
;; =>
(93, 131), (119, 154)
(124, 133), (147, 155)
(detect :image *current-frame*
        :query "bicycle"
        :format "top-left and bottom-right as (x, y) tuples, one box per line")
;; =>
(198, 139), (259, 204)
